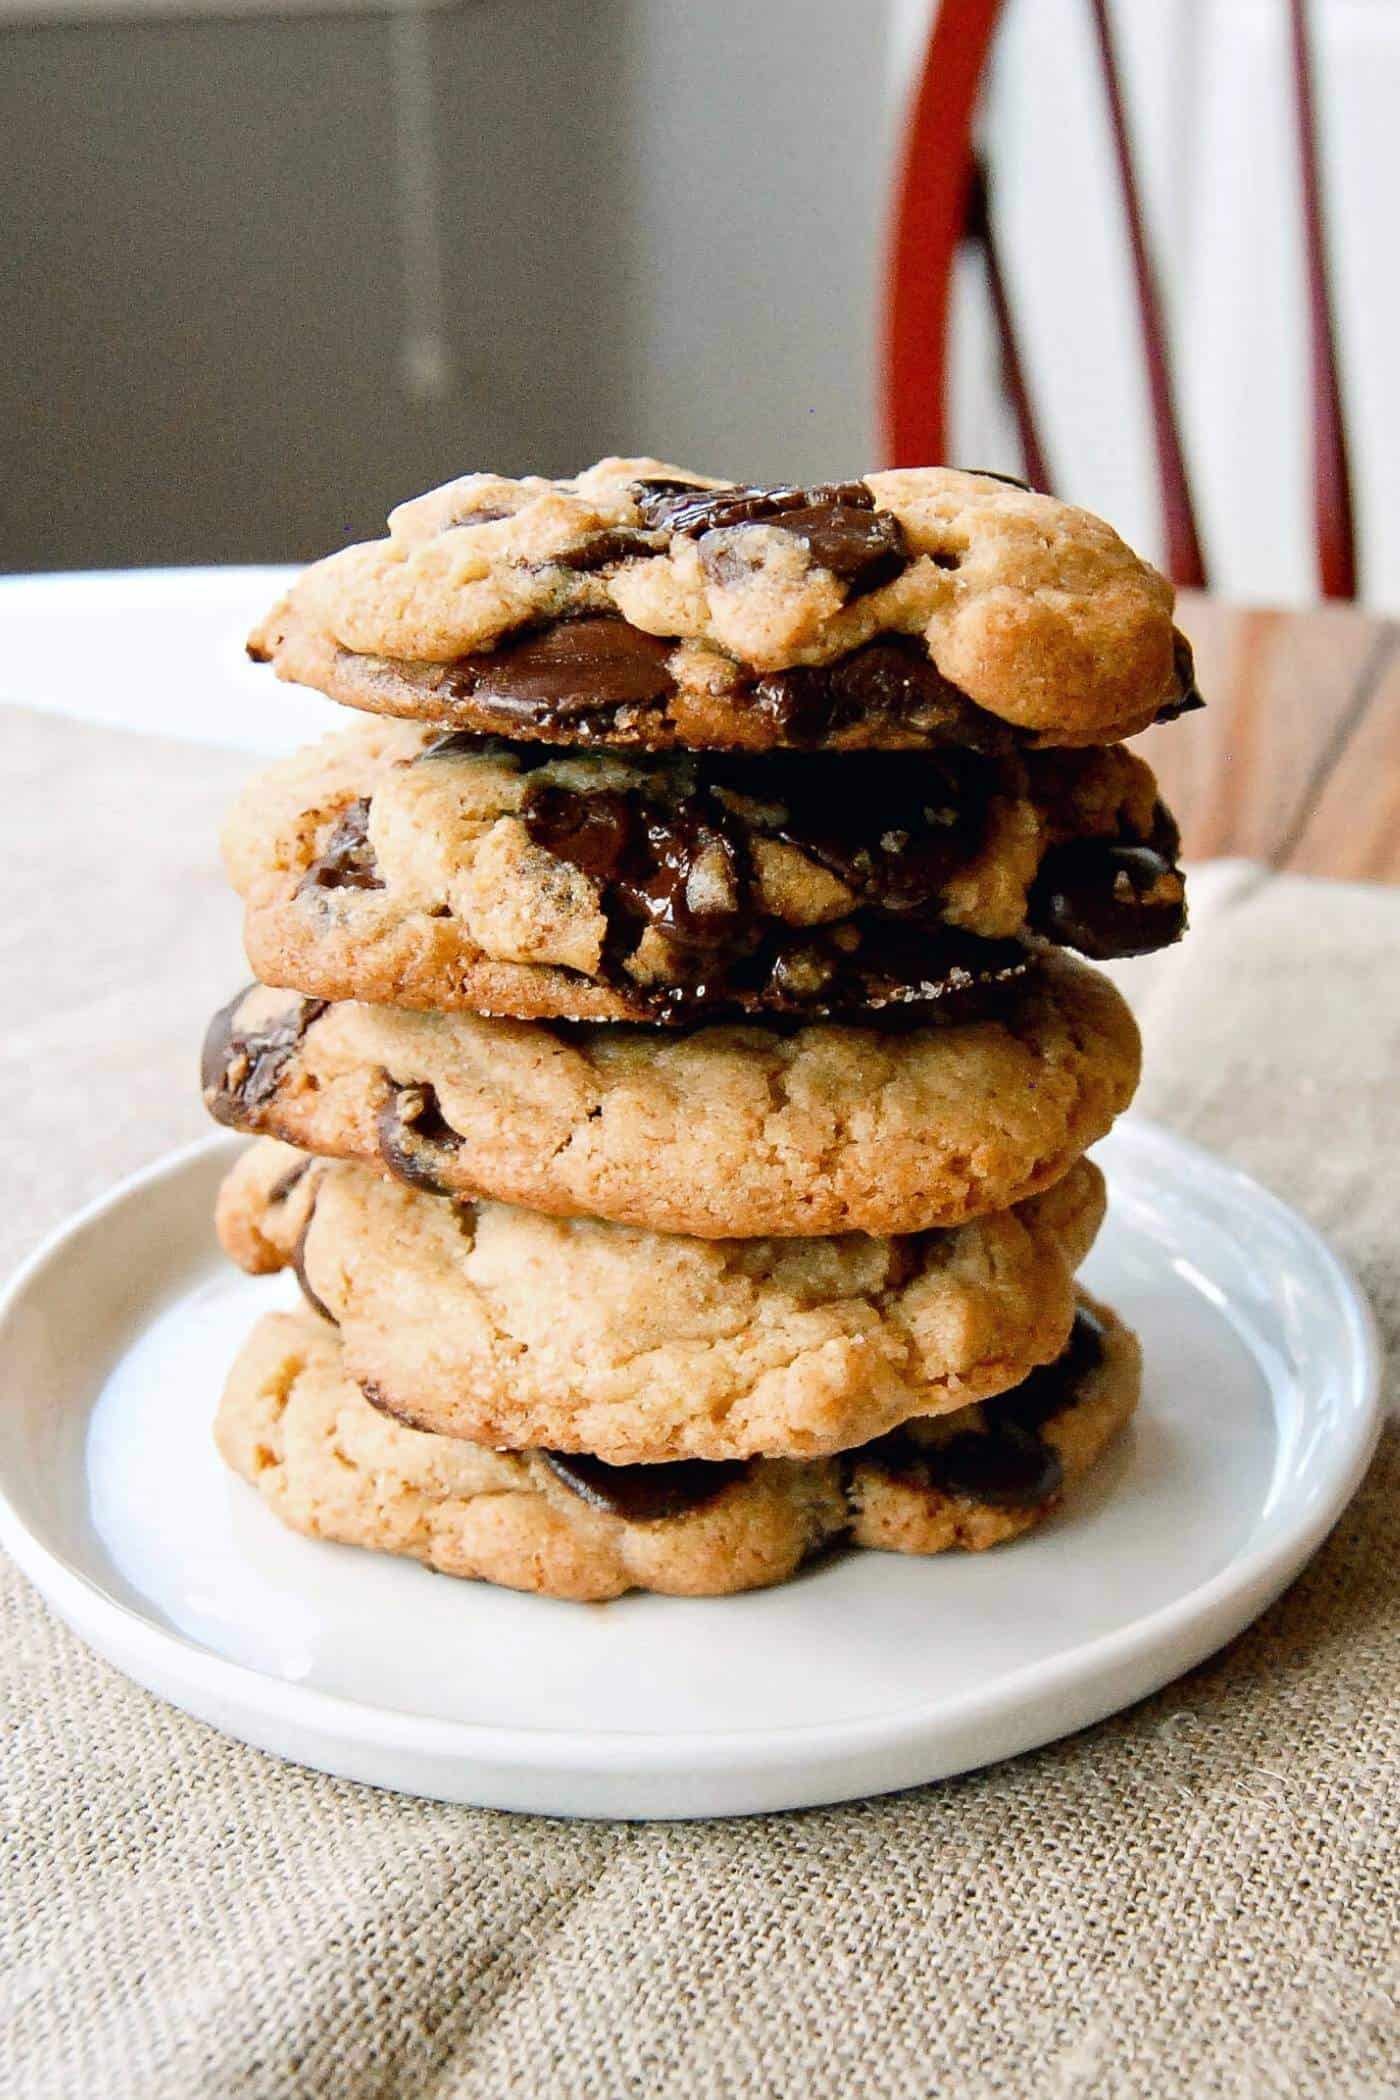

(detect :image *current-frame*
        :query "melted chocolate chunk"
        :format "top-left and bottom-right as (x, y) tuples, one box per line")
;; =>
(623, 922), (1026, 1025)
(855, 1418), (1038, 1508)
(536, 981), (1019, 1051)
(633, 477), (907, 600)
(359, 1378), (440, 1436)
(202, 988), (328, 1122)
(1028, 837), (1186, 960)
(633, 478), (873, 537)
(521, 746), (993, 958)
(267, 1156), (312, 1206)
(917, 1420), (1064, 1508)
(1154, 631), (1207, 725)
(291, 1198), (337, 1327)
(439, 617), (677, 727)
(409, 715), (1170, 1000)
(992, 1306), (1105, 1436)
(701, 506), (905, 597)
(297, 798), (384, 894)
(1147, 794), (1182, 862)
(523, 782), (638, 885)
(377, 1083), (463, 1195)
(413, 620), (1020, 752)
(541, 1449), (747, 1523)
(524, 781), (745, 952)
(750, 639), (1022, 752)
(755, 748), (994, 909)
(550, 527), (667, 571)
(515, 740), (1021, 1014)
(857, 1309), (1105, 1512)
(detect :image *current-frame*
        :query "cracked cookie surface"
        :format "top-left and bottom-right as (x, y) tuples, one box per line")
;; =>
(216, 1301), (1139, 1599)
(203, 955), (1139, 1238)
(217, 1139), (1107, 1464)
(221, 718), (1184, 1023)
(248, 458), (1199, 752)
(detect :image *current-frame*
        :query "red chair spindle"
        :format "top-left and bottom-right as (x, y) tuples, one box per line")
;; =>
(887, 1), (1354, 598)
(1289, 0), (1357, 599)
(884, 0), (1007, 466)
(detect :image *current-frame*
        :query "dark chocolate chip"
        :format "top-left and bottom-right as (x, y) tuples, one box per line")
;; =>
(633, 478), (875, 537)
(626, 476), (718, 521)
(549, 528), (667, 571)
(537, 988), (1018, 1052)
(297, 797), (384, 894)
(202, 988), (328, 1122)
(440, 617), (677, 725)
(1028, 839), (1187, 960)
(1154, 631), (1207, 724)
(749, 747), (994, 911)
(518, 742), (1005, 1000)
(622, 924), (1028, 1025)
(291, 1197), (337, 1327)
(701, 503), (906, 598)
(377, 1083), (463, 1195)
(358, 1379), (441, 1437)
(919, 1422), (1064, 1508)
(540, 1449), (748, 1523)
(527, 781), (749, 954)
(267, 1157), (312, 1206)
(520, 783), (637, 884)
(856, 1307), (1107, 1512)
(632, 477), (907, 600)
(991, 1307), (1106, 1437)
(1147, 796), (1182, 862)
(201, 991), (247, 1103)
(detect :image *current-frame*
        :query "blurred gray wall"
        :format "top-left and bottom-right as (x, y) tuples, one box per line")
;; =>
(1, 0), (896, 570)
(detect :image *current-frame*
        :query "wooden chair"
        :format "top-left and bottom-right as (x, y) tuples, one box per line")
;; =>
(883, 0), (1355, 598)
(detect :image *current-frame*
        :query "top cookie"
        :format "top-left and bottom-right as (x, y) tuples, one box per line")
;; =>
(249, 458), (1200, 753)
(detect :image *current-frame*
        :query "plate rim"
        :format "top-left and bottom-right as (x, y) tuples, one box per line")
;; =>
(0, 1122), (1382, 1783)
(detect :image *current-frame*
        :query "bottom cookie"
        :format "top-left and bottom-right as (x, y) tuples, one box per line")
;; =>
(216, 1301), (1140, 1601)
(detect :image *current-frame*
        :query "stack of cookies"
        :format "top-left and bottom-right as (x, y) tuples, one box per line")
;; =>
(202, 461), (1196, 1601)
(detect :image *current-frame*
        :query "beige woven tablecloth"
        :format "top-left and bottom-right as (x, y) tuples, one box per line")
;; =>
(4, 705), (1397, 2100)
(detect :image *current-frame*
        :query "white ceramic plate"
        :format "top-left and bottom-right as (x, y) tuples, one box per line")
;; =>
(0, 566), (323, 754)
(0, 1122), (1379, 1820)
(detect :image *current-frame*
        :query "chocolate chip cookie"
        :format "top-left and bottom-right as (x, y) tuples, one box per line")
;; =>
(217, 1139), (1107, 1464)
(220, 717), (1184, 1024)
(203, 956), (1139, 1238)
(217, 1300), (1139, 1600)
(248, 458), (1200, 752)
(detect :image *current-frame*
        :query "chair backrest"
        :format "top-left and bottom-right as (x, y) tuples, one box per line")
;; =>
(883, 0), (1355, 598)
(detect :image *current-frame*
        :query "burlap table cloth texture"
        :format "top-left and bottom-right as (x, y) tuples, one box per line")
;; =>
(3, 705), (1396, 2100)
